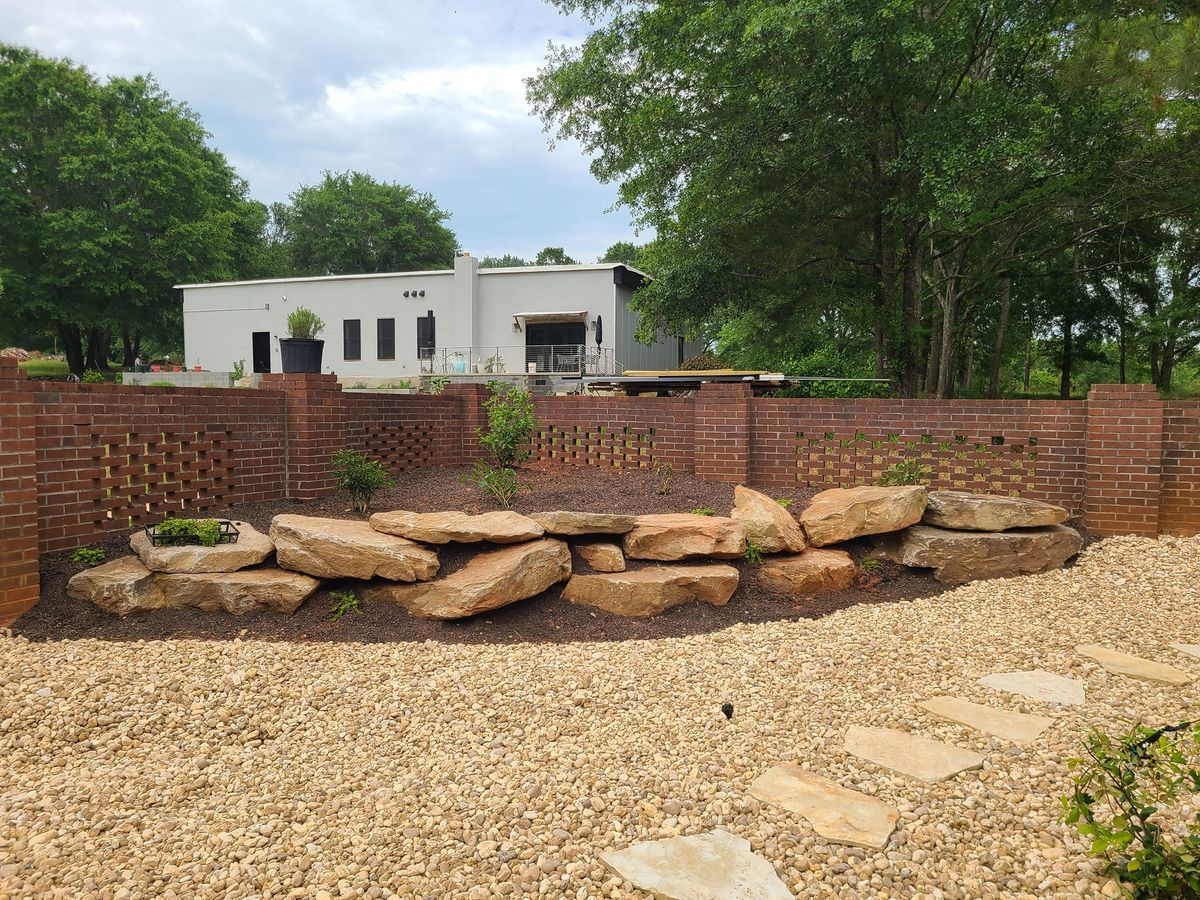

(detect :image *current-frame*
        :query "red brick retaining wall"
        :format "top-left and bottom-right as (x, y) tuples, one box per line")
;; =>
(0, 368), (1196, 624)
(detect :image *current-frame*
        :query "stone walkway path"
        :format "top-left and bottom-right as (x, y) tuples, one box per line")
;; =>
(605, 641), (1194, 898)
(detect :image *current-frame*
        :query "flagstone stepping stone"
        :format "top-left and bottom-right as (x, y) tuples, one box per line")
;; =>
(601, 829), (791, 900)
(843, 726), (985, 783)
(1076, 644), (1191, 686)
(978, 670), (1085, 706)
(916, 696), (1054, 744)
(749, 765), (898, 849)
(1170, 643), (1200, 659)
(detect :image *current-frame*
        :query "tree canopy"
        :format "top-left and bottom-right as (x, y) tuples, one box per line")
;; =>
(0, 44), (267, 373)
(529, 2), (1200, 396)
(271, 171), (457, 276)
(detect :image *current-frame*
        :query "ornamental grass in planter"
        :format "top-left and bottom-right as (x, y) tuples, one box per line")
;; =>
(280, 307), (325, 373)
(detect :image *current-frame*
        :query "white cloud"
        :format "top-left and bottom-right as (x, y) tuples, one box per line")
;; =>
(0, 0), (642, 264)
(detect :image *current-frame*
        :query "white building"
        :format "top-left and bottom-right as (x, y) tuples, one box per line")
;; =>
(176, 254), (702, 380)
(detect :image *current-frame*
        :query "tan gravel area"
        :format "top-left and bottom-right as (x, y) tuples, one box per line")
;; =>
(3, 534), (1199, 899)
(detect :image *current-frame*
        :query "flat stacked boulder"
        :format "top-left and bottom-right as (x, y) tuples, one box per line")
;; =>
(129, 521), (273, 573)
(67, 557), (170, 617)
(759, 548), (857, 597)
(270, 514), (439, 581)
(922, 491), (1068, 531)
(530, 511), (637, 536)
(875, 523), (1082, 584)
(364, 538), (571, 619)
(575, 543), (626, 573)
(67, 556), (318, 617)
(562, 564), (739, 617)
(731, 485), (806, 553)
(369, 510), (543, 544)
(157, 569), (319, 615)
(623, 513), (746, 561)
(800, 486), (927, 546)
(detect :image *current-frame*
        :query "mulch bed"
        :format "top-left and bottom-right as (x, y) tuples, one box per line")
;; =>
(15, 464), (949, 645)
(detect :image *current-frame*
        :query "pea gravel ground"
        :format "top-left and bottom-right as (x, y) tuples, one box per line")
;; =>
(3, 534), (1198, 899)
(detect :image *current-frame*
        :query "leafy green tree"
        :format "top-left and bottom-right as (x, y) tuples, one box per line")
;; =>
(0, 44), (268, 374)
(530, 2), (1200, 397)
(598, 240), (646, 268)
(533, 246), (578, 266)
(480, 253), (531, 268)
(274, 171), (456, 276)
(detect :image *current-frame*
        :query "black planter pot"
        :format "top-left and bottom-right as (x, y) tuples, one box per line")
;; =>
(280, 338), (324, 373)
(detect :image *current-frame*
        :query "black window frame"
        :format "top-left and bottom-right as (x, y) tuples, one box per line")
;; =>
(377, 318), (396, 361)
(343, 319), (361, 361)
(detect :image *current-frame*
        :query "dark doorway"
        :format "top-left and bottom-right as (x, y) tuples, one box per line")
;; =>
(252, 332), (271, 374)
(525, 321), (586, 372)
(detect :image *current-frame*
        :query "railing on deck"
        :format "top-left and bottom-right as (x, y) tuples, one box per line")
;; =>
(421, 345), (621, 376)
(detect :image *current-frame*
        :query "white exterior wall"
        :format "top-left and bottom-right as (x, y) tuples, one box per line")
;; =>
(181, 271), (454, 377)
(179, 262), (664, 377)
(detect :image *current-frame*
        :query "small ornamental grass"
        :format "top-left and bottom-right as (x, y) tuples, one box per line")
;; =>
(690, 506), (716, 516)
(286, 306), (325, 339)
(331, 449), (393, 513)
(1063, 721), (1200, 897)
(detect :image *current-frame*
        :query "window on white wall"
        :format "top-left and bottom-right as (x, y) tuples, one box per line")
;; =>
(377, 318), (396, 360)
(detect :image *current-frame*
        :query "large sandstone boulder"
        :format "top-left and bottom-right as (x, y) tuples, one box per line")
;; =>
(530, 511), (637, 536)
(270, 514), (438, 581)
(874, 523), (1082, 584)
(130, 520), (274, 573)
(800, 485), (927, 546)
(562, 564), (739, 617)
(364, 538), (571, 619)
(759, 549), (857, 596)
(156, 569), (319, 615)
(576, 543), (626, 573)
(623, 514), (746, 561)
(731, 485), (806, 553)
(67, 556), (168, 617)
(923, 490), (1069, 531)
(67, 556), (318, 616)
(368, 510), (543, 545)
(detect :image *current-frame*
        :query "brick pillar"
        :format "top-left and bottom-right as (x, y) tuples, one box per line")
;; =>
(261, 373), (348, 500)
(443, 382), (489, 465)
(0, 359), (40, 625)
(1085, 383), (1164, 536)
(694, 382), (751, 483)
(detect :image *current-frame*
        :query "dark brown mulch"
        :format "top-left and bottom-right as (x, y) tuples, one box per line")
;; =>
(16, 465), (948, 645)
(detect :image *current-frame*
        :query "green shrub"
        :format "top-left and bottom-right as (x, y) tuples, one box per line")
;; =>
(690, 507), (716, 516)
(1063, 721), (1200, 897)
(82, 369), (105, 383)
(71, 547), (106, 566)
(329, 590), (361, 622)
(878, 460), (933, 486)
(379, 381), (412, 390)
(859, 556), (882, 573)
(427, 375), (450, 394)
(347, 381), (369, 389)
(679, 352), (725, 371)
(478, 383), (537, 468)
(232, 359), (245, 380)
(655, 462), (674, 495)
(331, 449), (393, 513)
(156, 517), (223, 547)
(286, 306), (325, 339)
(465, 460), (523, 508)
(776, 498), (794, 508)
(744, 540), (764, 564)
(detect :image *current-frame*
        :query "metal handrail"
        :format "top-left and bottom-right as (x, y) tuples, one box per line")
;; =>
(422, 345), (622, 376)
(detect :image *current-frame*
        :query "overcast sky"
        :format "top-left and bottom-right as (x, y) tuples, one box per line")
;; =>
(1, 0), (639, 263)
